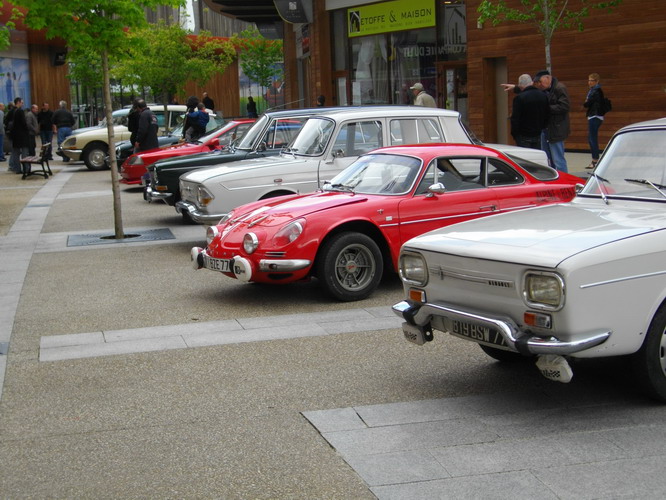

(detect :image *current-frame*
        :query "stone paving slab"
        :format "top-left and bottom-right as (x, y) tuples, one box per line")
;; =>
(38, 307), (403, 362)
(303, 394), (666, 498)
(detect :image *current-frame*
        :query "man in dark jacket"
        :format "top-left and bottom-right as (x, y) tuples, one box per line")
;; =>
(510, 74), (549, 150)
(52, 100), (76, 162)
(534, 70), (571, 172)
(37, 102), (54, 159)
(7, 97), (30, 176)
(134, 100), (158, 152)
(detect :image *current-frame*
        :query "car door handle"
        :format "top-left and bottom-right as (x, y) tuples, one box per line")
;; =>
(479, 205), (497, 211)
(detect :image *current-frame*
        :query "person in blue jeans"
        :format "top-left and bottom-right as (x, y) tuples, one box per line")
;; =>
(0, 102), (6, 161)
(584, 73), (606, 170)
(52, 100), (75, 162)
(534, 70), (570, 173)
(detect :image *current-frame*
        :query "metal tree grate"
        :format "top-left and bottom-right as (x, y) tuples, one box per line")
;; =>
(67, 228), (176, 247)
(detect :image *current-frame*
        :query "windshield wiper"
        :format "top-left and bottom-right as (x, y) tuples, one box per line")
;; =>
(624, 178), (666, 200)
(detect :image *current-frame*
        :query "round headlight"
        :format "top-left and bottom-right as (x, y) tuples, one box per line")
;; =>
(206, 225), (220, 246)
(399, 252), (428, 286)
(243, 232), (259, 254)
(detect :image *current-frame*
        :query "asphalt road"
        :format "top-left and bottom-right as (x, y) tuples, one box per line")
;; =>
(2, 155), (665, 498)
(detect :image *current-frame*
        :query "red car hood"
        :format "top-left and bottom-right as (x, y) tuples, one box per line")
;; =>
(142, 142), (202, 160)
(230, 192), (368, 228)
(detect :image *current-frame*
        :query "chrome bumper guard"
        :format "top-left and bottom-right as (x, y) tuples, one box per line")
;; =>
(259, 259), (311, 272)
(175, 201), (225, 225)
(392, 300), (610, 355)
(144, 185), (172, 203)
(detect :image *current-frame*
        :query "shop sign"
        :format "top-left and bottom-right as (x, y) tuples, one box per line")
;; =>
(347, 0), (435, 38)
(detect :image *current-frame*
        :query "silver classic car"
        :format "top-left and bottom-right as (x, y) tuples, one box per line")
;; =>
(175, 106), (549, 225)
(393, 117), (666, 400)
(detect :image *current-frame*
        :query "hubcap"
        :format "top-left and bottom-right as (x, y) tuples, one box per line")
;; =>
(334, 244), (375, 292)
(90, 149), (105, 168)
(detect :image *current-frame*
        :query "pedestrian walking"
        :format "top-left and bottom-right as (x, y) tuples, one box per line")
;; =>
(246, 96), (258, 118)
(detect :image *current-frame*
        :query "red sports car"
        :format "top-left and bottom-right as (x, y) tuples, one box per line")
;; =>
(191, 144), (583, 301)
(120, 118), (256, 184)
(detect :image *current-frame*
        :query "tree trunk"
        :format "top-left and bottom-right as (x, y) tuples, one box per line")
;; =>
(102, 49), (125, 239)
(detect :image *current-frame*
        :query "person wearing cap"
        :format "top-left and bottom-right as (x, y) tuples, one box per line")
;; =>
(510, 74), (549, 150)
(534, 69), (570, 173)
(410, 83), (436, 108)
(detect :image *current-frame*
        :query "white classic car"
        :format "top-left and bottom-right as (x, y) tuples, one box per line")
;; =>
(175, 106), (549, 225)
(393, 117), (666, 400)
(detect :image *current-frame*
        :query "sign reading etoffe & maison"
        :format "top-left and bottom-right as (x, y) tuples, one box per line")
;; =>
(347, 0), (436, 38)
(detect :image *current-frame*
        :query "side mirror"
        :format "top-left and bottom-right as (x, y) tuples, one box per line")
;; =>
(427, 183), (446, 197)
(256, 142), (267, 152)
(333, 149), (345, 159)
(210, 138), (220, 148)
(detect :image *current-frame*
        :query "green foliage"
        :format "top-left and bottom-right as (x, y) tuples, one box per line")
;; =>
(0, 5), (21, 50)
(477, 0), (622, 69)
(66, 46), (105, 91)
(232, 26), (283, 88)
(116, 20), (235, 105)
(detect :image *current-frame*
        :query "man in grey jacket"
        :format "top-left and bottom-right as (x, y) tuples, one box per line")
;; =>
(25, 104), (39, 156)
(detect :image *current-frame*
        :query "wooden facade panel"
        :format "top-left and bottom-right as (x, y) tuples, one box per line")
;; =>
(467, 0), (666, 151)
(182, 59), (240, 119)
(27, 44), (70, 109)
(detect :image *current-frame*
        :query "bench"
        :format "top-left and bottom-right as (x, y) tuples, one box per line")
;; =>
(20, 142), (53, 179)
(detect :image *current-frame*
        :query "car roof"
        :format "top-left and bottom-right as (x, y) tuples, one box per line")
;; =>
(618, 116), (666, 132)
(304, 105), (460, 121)
(262, 105), (460, 120)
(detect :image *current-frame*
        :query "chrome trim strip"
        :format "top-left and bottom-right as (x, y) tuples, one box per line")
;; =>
(429, 267), (514, 287)
(580, 269), (666, 289)
(259, 259), (311, 272)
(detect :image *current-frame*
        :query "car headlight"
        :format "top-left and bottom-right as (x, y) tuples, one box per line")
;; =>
(62, 137), (76, 148)
(524, 272), (564, 310)
(206, 225), (220, 246)
(243, 232), (259, 254)
(399, 251), (428, 286)
(128, 156), (144, 166)
(273, 219), (305, 247)
(197, 185), (215, 206)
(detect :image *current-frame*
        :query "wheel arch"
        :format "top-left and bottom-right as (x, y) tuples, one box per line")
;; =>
(312, 220), (393, 277)
(259, 189), (299, 200)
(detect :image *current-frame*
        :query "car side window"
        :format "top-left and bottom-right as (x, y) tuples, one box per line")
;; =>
(389, 118), (444, 145)
(415, 157), (485, 194)
(486, 158), (524, 186)
(332, 121), (383, 157)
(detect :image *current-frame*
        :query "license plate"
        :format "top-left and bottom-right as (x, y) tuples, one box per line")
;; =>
(450, 319), (507, 347)
(203, 254), (231, 272)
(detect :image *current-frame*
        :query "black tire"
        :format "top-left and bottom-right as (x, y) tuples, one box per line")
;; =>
(83, 142), (109, 171)
(316, 232), (383, 301)
(479, 344), (533, 362)
(631, 304), (666, 402)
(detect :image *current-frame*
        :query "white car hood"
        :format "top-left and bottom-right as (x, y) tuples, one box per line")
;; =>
(407, 198), (666, 267)
(182, 155), (308, 183)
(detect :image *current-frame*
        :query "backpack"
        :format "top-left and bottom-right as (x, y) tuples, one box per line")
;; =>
(599, 96), (612, 115)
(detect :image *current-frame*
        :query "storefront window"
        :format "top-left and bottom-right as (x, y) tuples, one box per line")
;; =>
(351, 34), (389, 105)
(437, 0), (467, 61)
(391, 28), (437, 105)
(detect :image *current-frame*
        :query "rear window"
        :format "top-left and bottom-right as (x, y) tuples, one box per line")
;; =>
(506, 154), (559, 181)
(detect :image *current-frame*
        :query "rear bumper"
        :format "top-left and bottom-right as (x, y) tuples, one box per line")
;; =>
(392, 300), (610, 355)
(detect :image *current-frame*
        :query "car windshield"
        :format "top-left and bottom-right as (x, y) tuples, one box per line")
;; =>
(324, 153), (422, 195)
(286, 117), (336, 156)
(580, 129), (666, 201)
(236, 115), (269, 150)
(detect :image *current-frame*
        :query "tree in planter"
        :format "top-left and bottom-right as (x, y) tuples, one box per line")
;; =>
(12, 0), (183, 240)
(232, 27), (283, 115)
(477, 0), (623, 72)
(116, 20), (236, 134)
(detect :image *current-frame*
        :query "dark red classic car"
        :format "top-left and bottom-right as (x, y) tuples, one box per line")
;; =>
(191, 144), (583, 301)
(119, 118), (255, 184)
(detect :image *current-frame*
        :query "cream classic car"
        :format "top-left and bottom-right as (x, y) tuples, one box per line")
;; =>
(60, 104), (207, 170)
(393, 117), (666, 401)
(176, 106), (550, 225)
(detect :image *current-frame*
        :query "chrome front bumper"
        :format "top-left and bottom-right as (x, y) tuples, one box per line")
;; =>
(392, 300), (610, 356)
(61, 149), (82, 161)
(175, 201), (225, 225)
(144, 185), (173, 204)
